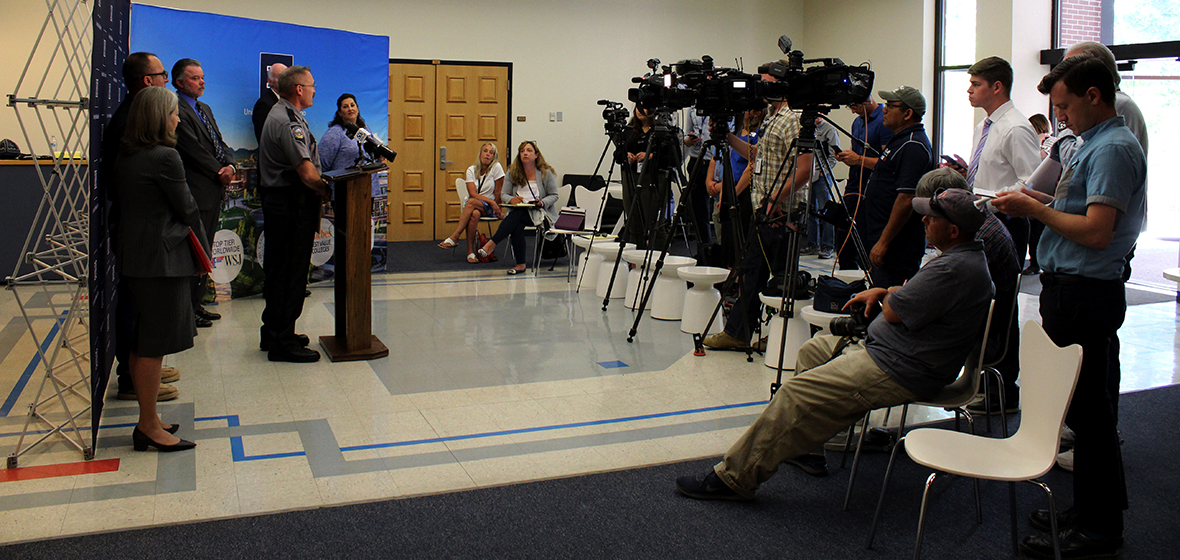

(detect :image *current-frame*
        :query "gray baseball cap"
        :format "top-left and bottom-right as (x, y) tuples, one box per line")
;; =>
(912, 188), (985, 237)
(878, 86), (926, 115)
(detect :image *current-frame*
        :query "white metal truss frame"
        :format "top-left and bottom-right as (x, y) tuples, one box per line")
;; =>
(5, 0), (95, 467)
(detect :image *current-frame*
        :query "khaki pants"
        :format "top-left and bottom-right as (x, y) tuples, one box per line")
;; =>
(715, 336), (917, 498)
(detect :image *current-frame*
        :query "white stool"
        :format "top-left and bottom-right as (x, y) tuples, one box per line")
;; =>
(572, 235), (598, 291)
(800, 304), (847, 337)
(622, 250), (657, 310)
(593, 242), (632, 300)
(650, 256), (697, 320)
(677, 266), (729, 334)
(759, 294), (813, 370)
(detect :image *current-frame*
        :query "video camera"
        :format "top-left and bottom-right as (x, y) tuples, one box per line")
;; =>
(829, 301), (880, 338)
(627, 35), (874, 117)
(597, 99), (630, 137)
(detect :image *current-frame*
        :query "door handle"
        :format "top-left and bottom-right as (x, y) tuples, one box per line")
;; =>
(439, 146), (453, 170)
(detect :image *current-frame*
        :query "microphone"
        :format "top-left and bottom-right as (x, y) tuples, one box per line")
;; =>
(342, 122), (397, 162)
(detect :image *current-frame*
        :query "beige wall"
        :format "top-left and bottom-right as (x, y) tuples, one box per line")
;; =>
(977, 0), (1054, 123)
(0, 0), (1051, 175)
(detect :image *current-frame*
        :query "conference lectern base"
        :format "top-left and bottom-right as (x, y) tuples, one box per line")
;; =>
(319, 335), (389, 362)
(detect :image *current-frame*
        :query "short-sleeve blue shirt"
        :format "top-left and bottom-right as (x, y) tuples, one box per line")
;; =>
(1038, 116), (1146, 280)
(848, 104), (894, 190)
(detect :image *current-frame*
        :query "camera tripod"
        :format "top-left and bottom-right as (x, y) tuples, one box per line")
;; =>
(571, 105), (631, 294)
(695, 107), (876, 396)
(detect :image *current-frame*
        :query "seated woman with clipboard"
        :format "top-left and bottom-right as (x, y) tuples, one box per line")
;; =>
(477, 141), (559, 275)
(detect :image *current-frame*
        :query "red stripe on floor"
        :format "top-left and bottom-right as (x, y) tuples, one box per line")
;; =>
(0, 458), (120, 482)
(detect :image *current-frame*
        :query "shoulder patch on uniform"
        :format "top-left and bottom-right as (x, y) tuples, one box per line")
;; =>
(292, 126), (305, 140)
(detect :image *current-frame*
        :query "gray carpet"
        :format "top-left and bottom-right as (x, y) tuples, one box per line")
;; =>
(5, 384), (1177, 559)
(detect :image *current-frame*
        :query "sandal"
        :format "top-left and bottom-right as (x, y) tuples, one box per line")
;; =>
(506, 267), (525, 275)
(438, 238), (457, 249)
(467, 253), (479, 263)
(477, 247), (490, 258)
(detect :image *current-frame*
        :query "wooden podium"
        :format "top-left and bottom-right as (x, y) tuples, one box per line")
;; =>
(319, 165), (389, 362)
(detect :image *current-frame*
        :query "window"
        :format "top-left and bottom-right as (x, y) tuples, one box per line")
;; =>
(932, 0), (977, 159)
(1054, 0), (1180, 234)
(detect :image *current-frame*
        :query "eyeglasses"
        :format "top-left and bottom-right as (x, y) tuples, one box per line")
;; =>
(144, 70), (168, 80)
(884, 102), (905, 110)
(297, 83), (316, 89)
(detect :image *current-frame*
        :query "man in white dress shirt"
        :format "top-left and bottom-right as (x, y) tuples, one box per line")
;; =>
(957, 56), (1040, 416)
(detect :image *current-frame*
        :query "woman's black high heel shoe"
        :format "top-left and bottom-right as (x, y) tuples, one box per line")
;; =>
(132, 427), (196, 452)
(165, 423), (180, 434)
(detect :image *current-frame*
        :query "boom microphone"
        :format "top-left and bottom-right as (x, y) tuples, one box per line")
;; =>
(342, 122), (397, 163)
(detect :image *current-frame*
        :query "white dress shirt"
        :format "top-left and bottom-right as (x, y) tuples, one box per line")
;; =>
(969, 100), (1041, 193)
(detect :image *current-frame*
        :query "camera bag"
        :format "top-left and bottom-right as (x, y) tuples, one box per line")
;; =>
(813, 275), (866, 314)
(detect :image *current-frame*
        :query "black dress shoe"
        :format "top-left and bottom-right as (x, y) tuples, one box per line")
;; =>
(1029, 506), (1077, 532)
(259, 333), (311, 351)
(268, 346), (321, 363)
(195, 314), (213, 328)
(132, 427), (196, 452)
(195, 306), (221, 321)
(165, 423), (180, 435)
(675, 470), (750, 501)
(1020, 527), (1122, 560)
(1022, 264), (1041, 275)
(304, 289), (312, 297)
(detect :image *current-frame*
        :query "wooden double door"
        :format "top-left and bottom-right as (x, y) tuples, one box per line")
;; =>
(387, 61), (510, 241)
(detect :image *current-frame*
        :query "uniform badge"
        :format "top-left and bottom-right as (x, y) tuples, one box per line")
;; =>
(292, 126), (305, 141)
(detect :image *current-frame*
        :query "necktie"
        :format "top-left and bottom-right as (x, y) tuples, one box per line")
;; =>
(966, 117), (991, 187)
(197, 105), (226, 162)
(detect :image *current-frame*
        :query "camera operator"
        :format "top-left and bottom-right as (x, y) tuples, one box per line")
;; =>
(856, 86), (935, 288)
(677, 188), (993, 500)
(702, 63), (813, 351)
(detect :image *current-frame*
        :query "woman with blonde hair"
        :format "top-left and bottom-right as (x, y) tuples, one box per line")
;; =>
(439, 142), (505, 262)
(478, 141), (559, 274)
(115, 86), (205, 452)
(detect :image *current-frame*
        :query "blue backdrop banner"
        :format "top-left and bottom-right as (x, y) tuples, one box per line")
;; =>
(130, 5), (390, 295)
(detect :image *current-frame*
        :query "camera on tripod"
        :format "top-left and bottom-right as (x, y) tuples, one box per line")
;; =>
(828, 301), (879, 338)
(625, 35), (875, 117)
(597, 99), (630, 136)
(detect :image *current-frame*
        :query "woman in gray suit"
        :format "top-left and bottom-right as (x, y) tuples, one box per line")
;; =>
(114, 87), (205, 452)
(477, 141), (559, 274)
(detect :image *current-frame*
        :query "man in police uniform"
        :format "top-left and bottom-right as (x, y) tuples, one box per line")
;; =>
(258, 65), (329, 363)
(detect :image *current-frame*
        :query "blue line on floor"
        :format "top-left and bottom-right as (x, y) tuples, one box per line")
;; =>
(340, 400), (769, 453)
(370, 274), (566, 288)
(1, 312), (67, 417)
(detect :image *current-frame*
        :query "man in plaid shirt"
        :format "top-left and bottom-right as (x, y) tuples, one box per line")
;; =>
(704, 65), (813, 350)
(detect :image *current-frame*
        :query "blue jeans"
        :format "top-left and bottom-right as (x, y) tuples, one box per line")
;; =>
(807, 178), (834, 249)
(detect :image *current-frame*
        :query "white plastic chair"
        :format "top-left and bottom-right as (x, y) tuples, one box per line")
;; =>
(902, 321), (1082, 560)
(844, 301), (996, 515)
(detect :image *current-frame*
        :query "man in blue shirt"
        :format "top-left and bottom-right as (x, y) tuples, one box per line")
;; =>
(993, 55), (1145, 560)
(835, 97), (893, 270)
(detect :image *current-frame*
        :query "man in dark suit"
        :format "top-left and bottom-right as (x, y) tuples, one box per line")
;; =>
(172, 58), (235, 328)
(100, 52), (182, 402)
(253, 62), (287, 143)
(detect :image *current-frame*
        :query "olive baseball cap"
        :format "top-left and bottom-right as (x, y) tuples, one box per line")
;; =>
(878, 86), (926, 115)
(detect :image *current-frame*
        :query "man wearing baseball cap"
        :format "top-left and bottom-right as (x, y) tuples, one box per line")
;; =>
(856, 85), (936, 288)
(676, 188), (992, 501)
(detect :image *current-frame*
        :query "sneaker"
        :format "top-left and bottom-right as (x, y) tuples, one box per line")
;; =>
(752, 337), (768, 353)
(1029, 506), (1078, 533)
(1060, 426), (1076, 450)
(1056, 448), (1074, 472)
(703, 331), (748, 350)
(1020, 527), (1122, 560)
(824, 426), (895, 452)
(965, 393), (1020, 415)
(675, 470), (749, 501)
(817, 247), (835, 259)
(115, 383), (179, 402)
(800, 244), (819, 256)
(783, 454), (828, 477)
(160, 366), (180, 384)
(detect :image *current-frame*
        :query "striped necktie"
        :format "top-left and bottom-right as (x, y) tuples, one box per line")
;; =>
(197, 105), (226, 162)
(966, 117), (991, 187)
